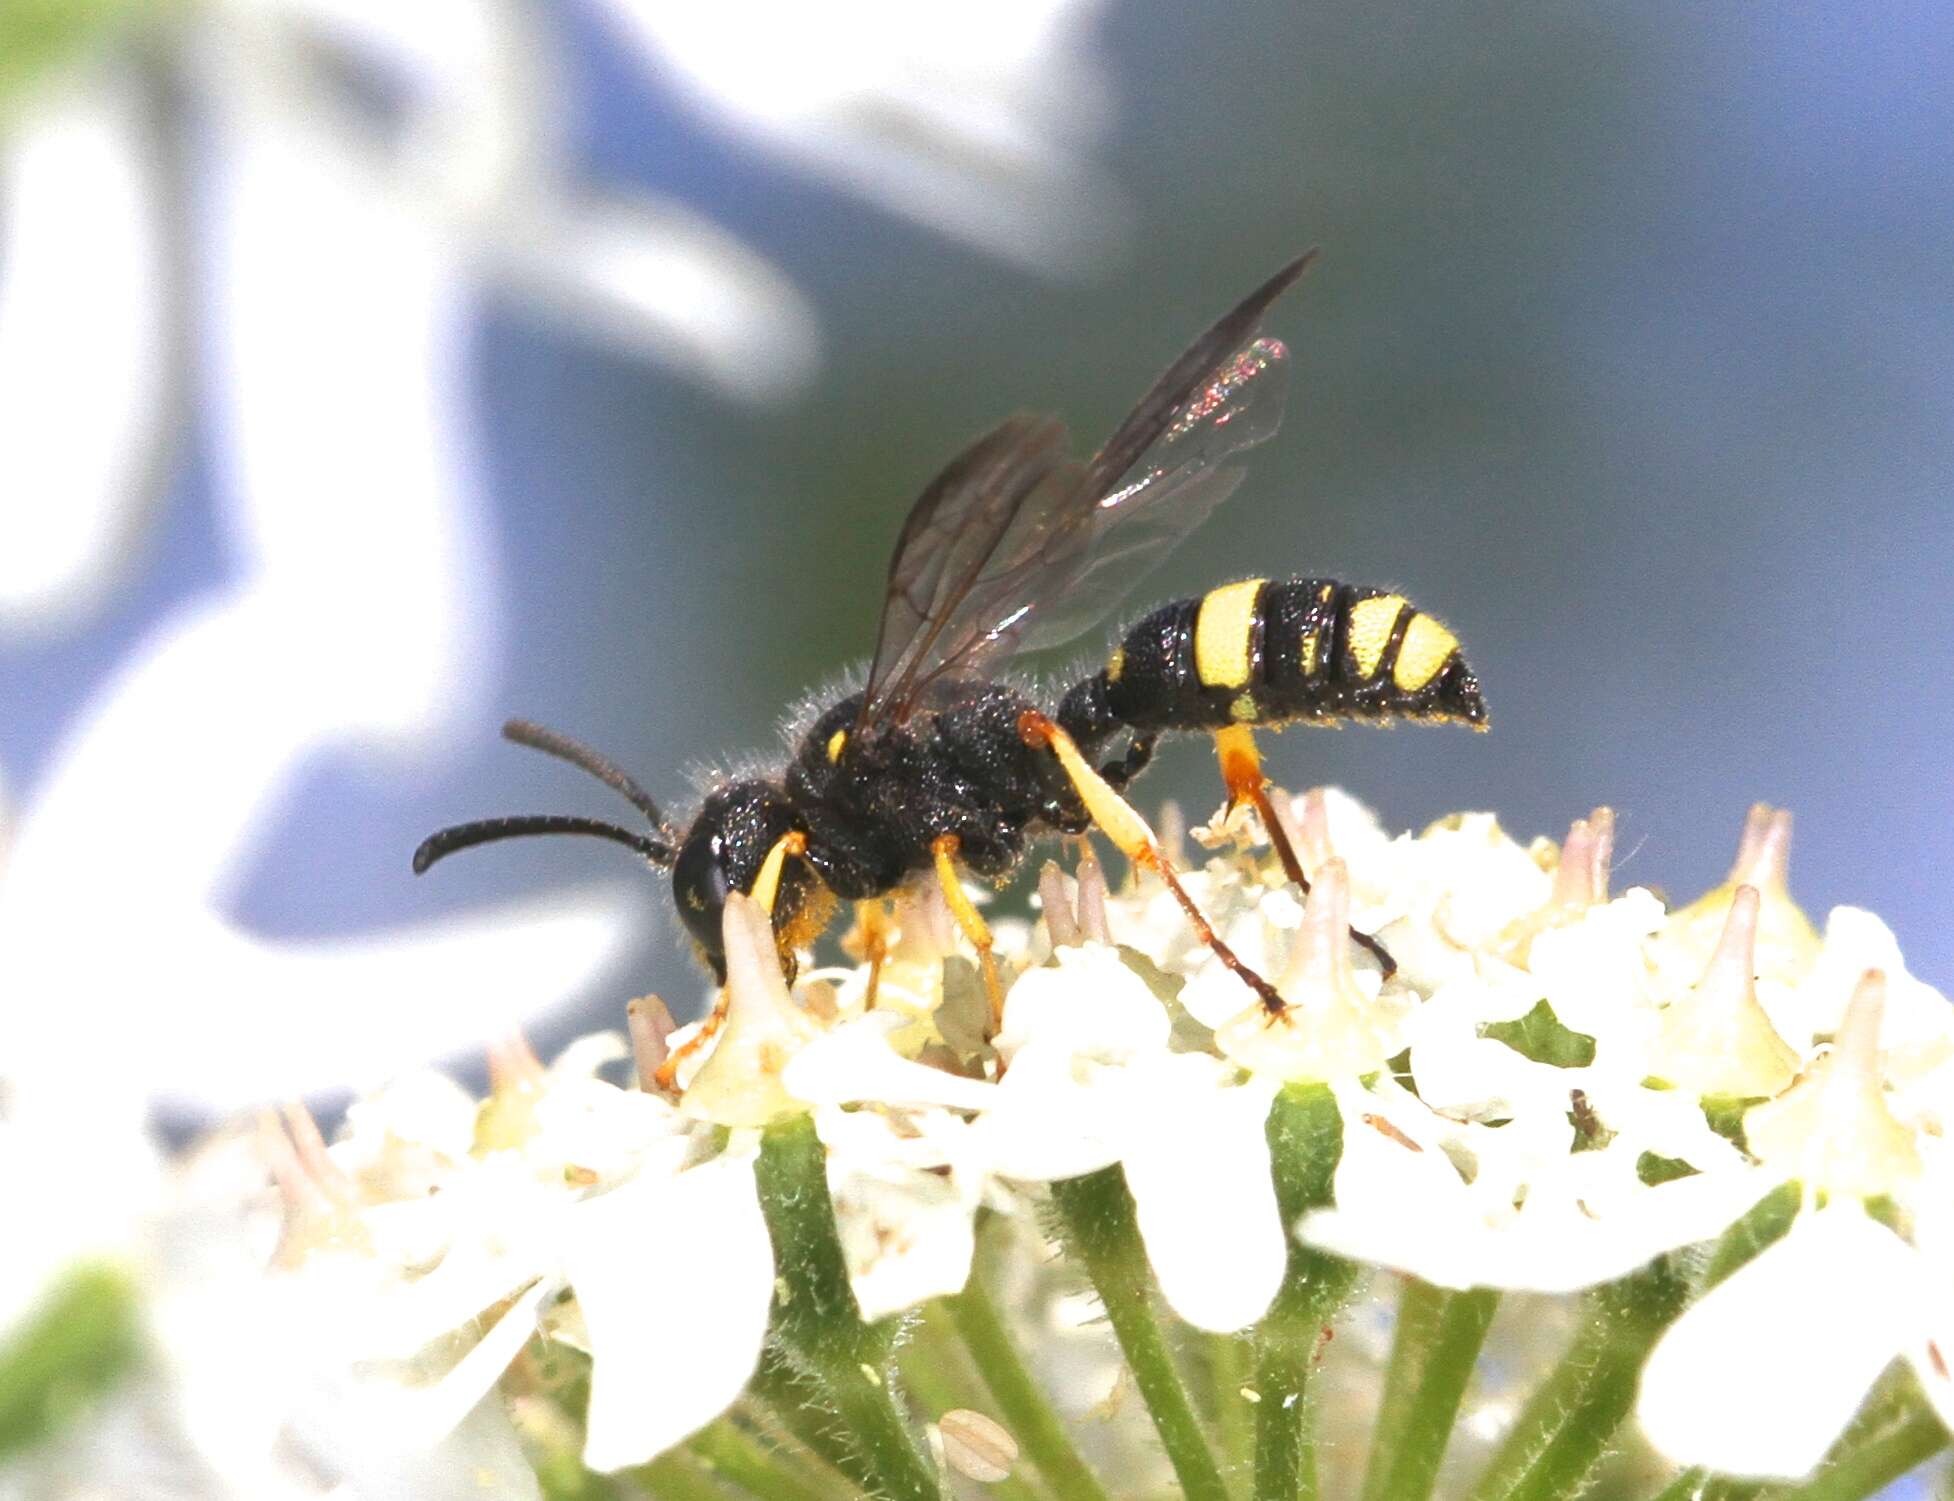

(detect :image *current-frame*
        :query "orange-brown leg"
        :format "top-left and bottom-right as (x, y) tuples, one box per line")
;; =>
(1213, 724), (1311, 889)
(1212, 724), (1397, 978)
(931, 834), (1005, 1025)
(1021, 711), (1286, 1015)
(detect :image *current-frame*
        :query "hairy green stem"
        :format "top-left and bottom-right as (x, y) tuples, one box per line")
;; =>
(1254, 1083), (1360, 1501)
(1760, 1396), (1950, 1501)
(635, 1450), (748, 1501)
(1050, 1166), (1231, 1501)
(1465, 1262), (1690, 1501)
(1361, 1280), (1500, 1501)
(756, 1115), (942, 1501)
(1647, 1470), (1764, 1501)
(1467, 1179), (1815, 1501)
(944, 1273), (1115, 1501)
(750, 1347), (884, 1495)
(688, 1420), (834, 1501)
(1202, 1330), (1257, 1474)
(898, 1309), (1047, 1501)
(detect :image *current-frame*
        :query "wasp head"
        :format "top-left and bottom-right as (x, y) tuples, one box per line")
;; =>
(673, 779), (823, 981)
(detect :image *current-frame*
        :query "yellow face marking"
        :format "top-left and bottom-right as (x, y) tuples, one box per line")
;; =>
(826, 728), (847, 763)
(1393, 613), (1460, 691)
(1347, 594), (1407, 679)
(1298, 629), (1320, 676)
(1107, 645), (1126, 684)
(1194, 578), (1266, 690)
(1230, 693), (1259, 722)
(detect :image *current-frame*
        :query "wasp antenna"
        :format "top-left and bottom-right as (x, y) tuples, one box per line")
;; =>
(500, 719), (676, 840)
(412, 814), (675, 875)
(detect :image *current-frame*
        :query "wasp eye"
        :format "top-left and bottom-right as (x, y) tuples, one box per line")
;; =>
(673, 827), (732, 976)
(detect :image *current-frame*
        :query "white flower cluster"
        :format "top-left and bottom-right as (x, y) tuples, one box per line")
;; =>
(38, 791), (1946, 1494)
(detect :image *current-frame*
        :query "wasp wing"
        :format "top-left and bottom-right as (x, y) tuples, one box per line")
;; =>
(856, 253), (1312, 728)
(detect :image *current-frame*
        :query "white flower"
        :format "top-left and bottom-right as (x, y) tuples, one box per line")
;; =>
(0, 0), (1123, 1115)
(1299, 1074), (1766, 1294)
(1295, 819), (1778, 1294)
(785, 928), (1295, 1334)
(263, 1031), (779, 1476)
(1636, 969), (1954, 1479)
(983, 940), (1294, 1332)
(561, 1147), (774, 1473)
(1648, 885), (1801, 1099)
(815, 1104), (985, 1324)
(589, 0), (1125, 274)
(1351, 811), (1554, 992)
(1210, 860), (1412, 1082)
(1637, 1201), (1939, 1480)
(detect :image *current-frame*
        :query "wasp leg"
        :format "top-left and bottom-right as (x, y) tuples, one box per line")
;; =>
(1019, 710), (1286, 1016)
(930, 834), (1005, 1025)
(655, 830), (806, 1091)
(1098, 732), (1158, 791)
(1211, 724), (1397, 979)
(1213, 725), (1309, 884)
(855, 899), (893, 1011)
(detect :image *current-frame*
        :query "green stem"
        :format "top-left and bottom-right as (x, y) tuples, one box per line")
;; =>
(750, 1347), (883, 1495)
(1254, 1083), (1361, 1501)
(898, 1309), (1048, 1501)
(1203, 1331), (1257, 1475)
(1361, 1280), (1500, 1501)
(1647, 1471), (1764, 1501)
(1050, 1166), (1231, 1501)
(1701, 1182), (1800, 1290)
(1467, 1182), (1814, 1501)
(688, 1420), (834, 1501)
(1465, 1263), (1690, 1501)
(944, 1272), (1116, 1501)
(635, 1450), (748, 1501)
(755, 1115), (942, 1501)
(1759, 1400), (1950, 1501)
(0, 1261), (142, 1459)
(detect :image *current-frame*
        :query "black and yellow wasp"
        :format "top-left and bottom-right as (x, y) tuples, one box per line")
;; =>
(414, 255), (1485, 1015)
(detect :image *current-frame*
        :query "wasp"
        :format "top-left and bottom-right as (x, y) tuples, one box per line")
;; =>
(414, 254), (1486, 1020)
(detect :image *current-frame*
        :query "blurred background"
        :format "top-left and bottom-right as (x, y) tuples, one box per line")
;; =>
(1, 0), (1949, 1125)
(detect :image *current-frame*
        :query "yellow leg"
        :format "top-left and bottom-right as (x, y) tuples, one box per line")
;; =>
(655, 830), (805, 1091)
(1022, 711), (1285, 1014)
(931, 834), (1005, 1025)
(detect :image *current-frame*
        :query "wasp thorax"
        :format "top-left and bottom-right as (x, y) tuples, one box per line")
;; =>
(672, 780), (812, 981)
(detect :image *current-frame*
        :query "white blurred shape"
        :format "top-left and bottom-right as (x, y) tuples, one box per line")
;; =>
(494, 191), (821, 403)
(267, 0), (825, 405)
(0, 590), (637, 1109)
(200, 49), (489, 752)
(595, 0), (1127, 274)
(0, 19), (642, 1114)
(0, 62), (169, 632)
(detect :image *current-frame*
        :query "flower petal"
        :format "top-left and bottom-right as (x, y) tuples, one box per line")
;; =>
(0, 61), (168, 632)
(785, 1012), (996, 1112)
(564, 1150), (774, 1471)
(1637, 1205), (1926, 1479)
(1121, 1054), (1283, 1332)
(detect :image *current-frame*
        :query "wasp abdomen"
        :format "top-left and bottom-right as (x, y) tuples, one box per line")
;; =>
(1057, 577), (1486, 758)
